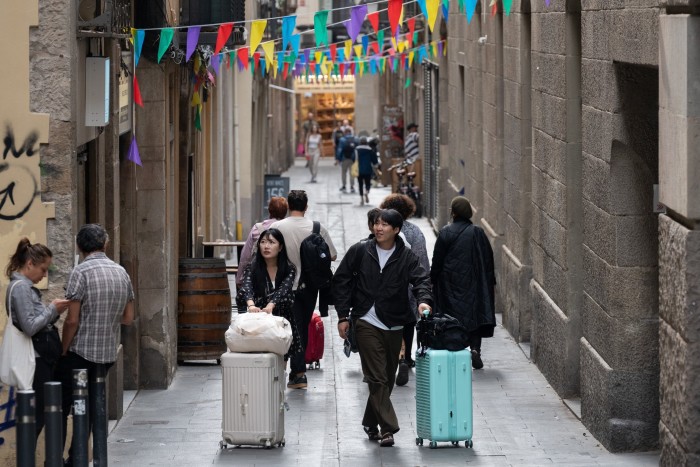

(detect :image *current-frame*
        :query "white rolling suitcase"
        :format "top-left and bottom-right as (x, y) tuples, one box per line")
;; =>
(220, 351), (286, 449)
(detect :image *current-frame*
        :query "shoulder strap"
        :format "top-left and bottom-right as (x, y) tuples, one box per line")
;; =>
(312, 221), (320, 235)
(6, 281), (20, 321)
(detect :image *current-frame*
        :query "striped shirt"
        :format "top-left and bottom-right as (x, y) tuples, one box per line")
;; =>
(404, 132), (420, 164)
(65, 252), (134, 363)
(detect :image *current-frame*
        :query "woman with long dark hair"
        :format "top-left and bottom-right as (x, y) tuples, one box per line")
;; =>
(4, 237), (69, 438)
(238, 228), (301, 359)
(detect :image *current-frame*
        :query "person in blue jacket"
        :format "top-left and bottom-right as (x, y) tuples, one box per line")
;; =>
(355, 136), (379, 206)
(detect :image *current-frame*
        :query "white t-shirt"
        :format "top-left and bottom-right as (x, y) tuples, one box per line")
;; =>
(307, 134), (322, 151)
(360, 244), (403, 331)
(270, 216), (337, 290)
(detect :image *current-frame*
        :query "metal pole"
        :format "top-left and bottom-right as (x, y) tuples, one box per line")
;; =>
(72, 369), (89, 467)
(44, 382), (63, 467)
(16, 389), (35, 467)
(91, 364), (108, 466)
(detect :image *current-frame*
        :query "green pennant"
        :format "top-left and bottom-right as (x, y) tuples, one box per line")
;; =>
(377, 30), (385, 52)
(158, 28), (174, 63)
(195, 106), (201, 131)
(405, 77), (411, 89)
(314, 11), (329, 47)
(503, 0), (513, 15)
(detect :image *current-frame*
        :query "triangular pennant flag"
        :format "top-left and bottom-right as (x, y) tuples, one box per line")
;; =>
(398, 41), (406, 53)
(215, 23), (233, 55)
(282, 16), (296, 51)
(392, 57), (398, 72)
(283, 62), (290, 80)
(391, 36), (398, 51)
(195, 105), (202, 131)
(377, 30), (385, 51)
(503, 0), (513, 15)
(212, 54), (221, 75)
(130, 28), (136, 45)
(404, 77), (411, 89)
(303, 49), (311, 64)
(338, 48), (346, 62)
(345, 40), (353, 60)
(134, 30), (145, 67)
(466, 0), (478, 22)
(262, 41), (275, 66)
(157, 28), (174, 63)
(260, 58), (267, 76)
(432, 41), (438, 57)
(362, 35), (370, 55)
(250, 19), (267, 54)
(339, 63), (346, 76)
(237, 48), (250, 70)
(545, 0), (551, 5)
(427, 0), (440, 32)
(490, 0), (498, 16)
(354, 44), (364, 59)
(346, 4), (368, 42)
(370, 58), (377, 75)
(458, 0), (465, 13)
(314, 51), (323, 64)
(314, 11), (329, 47)
(273, 60), (278, 78)
(290, 34), (301, 56)
(381, 57), (387, 73)
(133, 75), (143, 107)
(388, 0), (403, 35)
(128, 136), (142, 166)
(329, 43), (338, 62)
(191, 90), (201, 107)
(277, 51), (285, 71)
(416, 0), (428, 19)
(407, 18), (416, 47)
(409, 50), (415, 67)
(418, 45), (427, 63)
(367, 11), (380, 33)
(253, 52), (261, 69)
(350, 62), (356, 75)
(371, 41), (379, 55)
(439, 40), (445, 56)
(442, 1), (449, 23)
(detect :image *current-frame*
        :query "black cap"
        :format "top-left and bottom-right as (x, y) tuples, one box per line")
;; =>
(407, 123), (418, 130)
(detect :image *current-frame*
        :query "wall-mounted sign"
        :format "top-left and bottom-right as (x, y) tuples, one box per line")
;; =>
(119, 52), (132, 135)
(85, 57), (110, 126)
(263, 175), (290, 219)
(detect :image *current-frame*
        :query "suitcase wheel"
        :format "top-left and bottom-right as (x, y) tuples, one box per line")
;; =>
(219, 440), (227, 450)
(466, 439), (473, 449)
(451, 441), (459, 446)
(264, 440), (272, 449)
(314, 361), (320, 369)
(429, 441), (437, 449)
(415, 437), (423, 446)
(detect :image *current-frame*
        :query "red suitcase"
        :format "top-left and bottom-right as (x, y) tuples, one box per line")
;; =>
(305, 312), (324, 369)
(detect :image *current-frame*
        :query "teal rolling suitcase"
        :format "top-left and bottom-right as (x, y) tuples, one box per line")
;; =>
(415, 348), (473, 448)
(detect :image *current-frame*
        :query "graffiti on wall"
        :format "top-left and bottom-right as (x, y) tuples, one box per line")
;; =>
(0, 126), (41, 221)
(0, 386), (16, 446)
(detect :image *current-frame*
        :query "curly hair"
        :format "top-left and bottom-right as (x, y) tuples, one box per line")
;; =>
(379, 194), (416, 220)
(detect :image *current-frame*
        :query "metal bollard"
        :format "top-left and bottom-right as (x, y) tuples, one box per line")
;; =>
(16, 389), (36, 467)
(44, 382), (63, 467)
(91, 365), (108, 467)
(72, 369), (89, 467)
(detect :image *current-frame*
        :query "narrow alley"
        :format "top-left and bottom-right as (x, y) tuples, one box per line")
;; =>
(107, 159), (659, 466)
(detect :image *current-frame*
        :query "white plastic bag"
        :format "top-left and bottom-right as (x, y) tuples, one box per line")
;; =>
(0, 282), (36, 390)
(225, 312), (293, 356)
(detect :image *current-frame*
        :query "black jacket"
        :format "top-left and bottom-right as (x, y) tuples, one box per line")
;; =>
(430, 220), (497, 336)
(333, 237), (432, 328)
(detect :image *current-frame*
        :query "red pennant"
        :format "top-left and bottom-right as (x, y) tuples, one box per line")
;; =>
(367, 12), (380, 34)
(491, 1), (498, 16)
(388, 0), (402, 35)
(350, 62), (356, 75)
(253, 52), (261, 69)
(226, 54), (231, 69)
(237, 48), (249, 69)
(400, 53), (407, 69)
(133, 75), (143, 107)
(371, 42), (380, 55)
(407, 18), (416, 47)
(329, 44), (337, 62)
(339, 63), (346, 76)
(215, 23), (233, 55)
(283, 62), (289, 80)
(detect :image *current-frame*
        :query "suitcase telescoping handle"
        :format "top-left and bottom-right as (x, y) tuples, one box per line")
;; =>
(416, 310), (432, 358)
(240, 386), (249, 415)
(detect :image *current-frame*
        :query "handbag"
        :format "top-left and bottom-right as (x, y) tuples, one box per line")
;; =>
(416, 312), (470, 354)
(351, 158), (359, 178)
(0, 282), (36, 389)
(225, 312), (293, 356)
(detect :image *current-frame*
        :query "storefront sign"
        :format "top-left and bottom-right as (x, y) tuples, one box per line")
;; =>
(295, 76), (355, 93)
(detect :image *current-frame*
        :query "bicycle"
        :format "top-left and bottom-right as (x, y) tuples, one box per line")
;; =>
(388, 160), (423, 218)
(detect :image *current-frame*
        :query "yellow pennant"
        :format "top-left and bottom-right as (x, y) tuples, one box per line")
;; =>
(250, 19), (267, 54)
(432, 41), (438, 57)
(382, 58), (387, 73)
(191, 91), (201, 107)
(391, 37), (398, 51)
(273, 61), (278, 78)
(315, 51), (323, 64)
(359, 61), (364, 77)
(345, 40), (353, 59)
(409, 50), (415, 67)
(261, 41), (275, 71)
(427, 0), (440, 32)
(354, 44), (364, 59)
(443, 41), (448, 56)
(398, 41), (406, 53)
(323, 61), (332, 76)
(130, 28), (136, 44)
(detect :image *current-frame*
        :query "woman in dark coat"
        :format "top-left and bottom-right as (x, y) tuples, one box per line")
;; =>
(430, 197), (496, 369)
(238, 228), (302, 360)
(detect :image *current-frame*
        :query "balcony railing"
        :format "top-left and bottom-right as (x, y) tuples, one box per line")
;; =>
(77, 0), (132, 38)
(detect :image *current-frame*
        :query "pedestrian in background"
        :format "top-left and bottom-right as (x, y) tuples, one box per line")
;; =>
(236, 197), (288, 289)
(272, 190), (337, 389)
(306, 124), (323, 183)
(4, 238), (69, 439)
(403, 123), (420, 165)
(430, 197), (496, 370)
(238, 228), (302, 361)
(379, 194), (430, 386)
(57, 224), (134, 464)
(355, 137), (378, 206)
(333, 209), (432, 447)
(336, 129), (356, 193)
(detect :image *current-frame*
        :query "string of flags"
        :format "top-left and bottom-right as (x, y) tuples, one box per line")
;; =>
(127, 0), (550, 163)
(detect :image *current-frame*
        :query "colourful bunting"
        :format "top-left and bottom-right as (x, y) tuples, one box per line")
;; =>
(128, 136), (142, 166)
(503, 0), (513, 15)
(215, 23), (233, 55)
(354, 44), (363, 59)
(344, 40), (352, 60)
(466, 0), (478, 22)
(134, 29), (145, 67)
(290, 34), (301, 56)
(442, 2), (449, 23)
(407, 18), (416, 47)
(490, 0), (498, 16)
(349, 5), (368, 42)
(237, 48), (250, 70)
(329, 43), (337, 62)
(195, 106), (201, 131)
(283, 62), (289, 80)
(157, 28), (174, 63)
(212, 54), (221, 75)
(133, 75), (143, 107)
(191, 90), (201, 107)
(416, 0), (428, 20)
(405, 77), (411, 89)
(362, 36), (370, 56)
(409, 50), (415, 67)
(388, 0), (403, 35)
(377, 30), (385, 51)
(250, 20), (267, 54)
(427, 0), (440, 32)
(282, 16), (296, 51)
(314, 11), (330, 47)
(262, 41), (275, 68)
(368, 11), (380, 34)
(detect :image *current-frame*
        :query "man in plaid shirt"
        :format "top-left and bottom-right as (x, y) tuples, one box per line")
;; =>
(57, 224), (134, 464)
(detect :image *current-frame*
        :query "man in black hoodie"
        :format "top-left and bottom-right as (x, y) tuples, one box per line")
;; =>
(333, 209), (432, 447)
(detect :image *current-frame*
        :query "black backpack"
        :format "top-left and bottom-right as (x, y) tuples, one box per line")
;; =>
(300, 221), (333, 290)
(342, 138), (356, 159)
(416, 312), (470, 353)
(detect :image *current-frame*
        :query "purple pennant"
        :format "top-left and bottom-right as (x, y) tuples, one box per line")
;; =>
(344, 4), (367, 43)
(545, 0), (551, 5)
(303, 49), (311, 64)
(186, 27), (201, 62)
(438, 41), (444, 57)
(211, 54), (221, 75)
(128, 136), (142, 166)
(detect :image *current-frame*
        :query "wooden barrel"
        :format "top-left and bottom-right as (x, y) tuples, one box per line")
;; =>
(177, 258), (231, 361)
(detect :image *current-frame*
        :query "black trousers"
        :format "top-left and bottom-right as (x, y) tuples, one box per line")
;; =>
(357, 175), (372, 196)
(468, 335), (482, 353)
(290, 286), (318, 375)
(55, 352), (113, 456)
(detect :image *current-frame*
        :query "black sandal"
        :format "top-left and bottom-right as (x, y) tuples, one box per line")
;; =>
(379, 433), (395, 447)
(363, 426), (380, 441)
